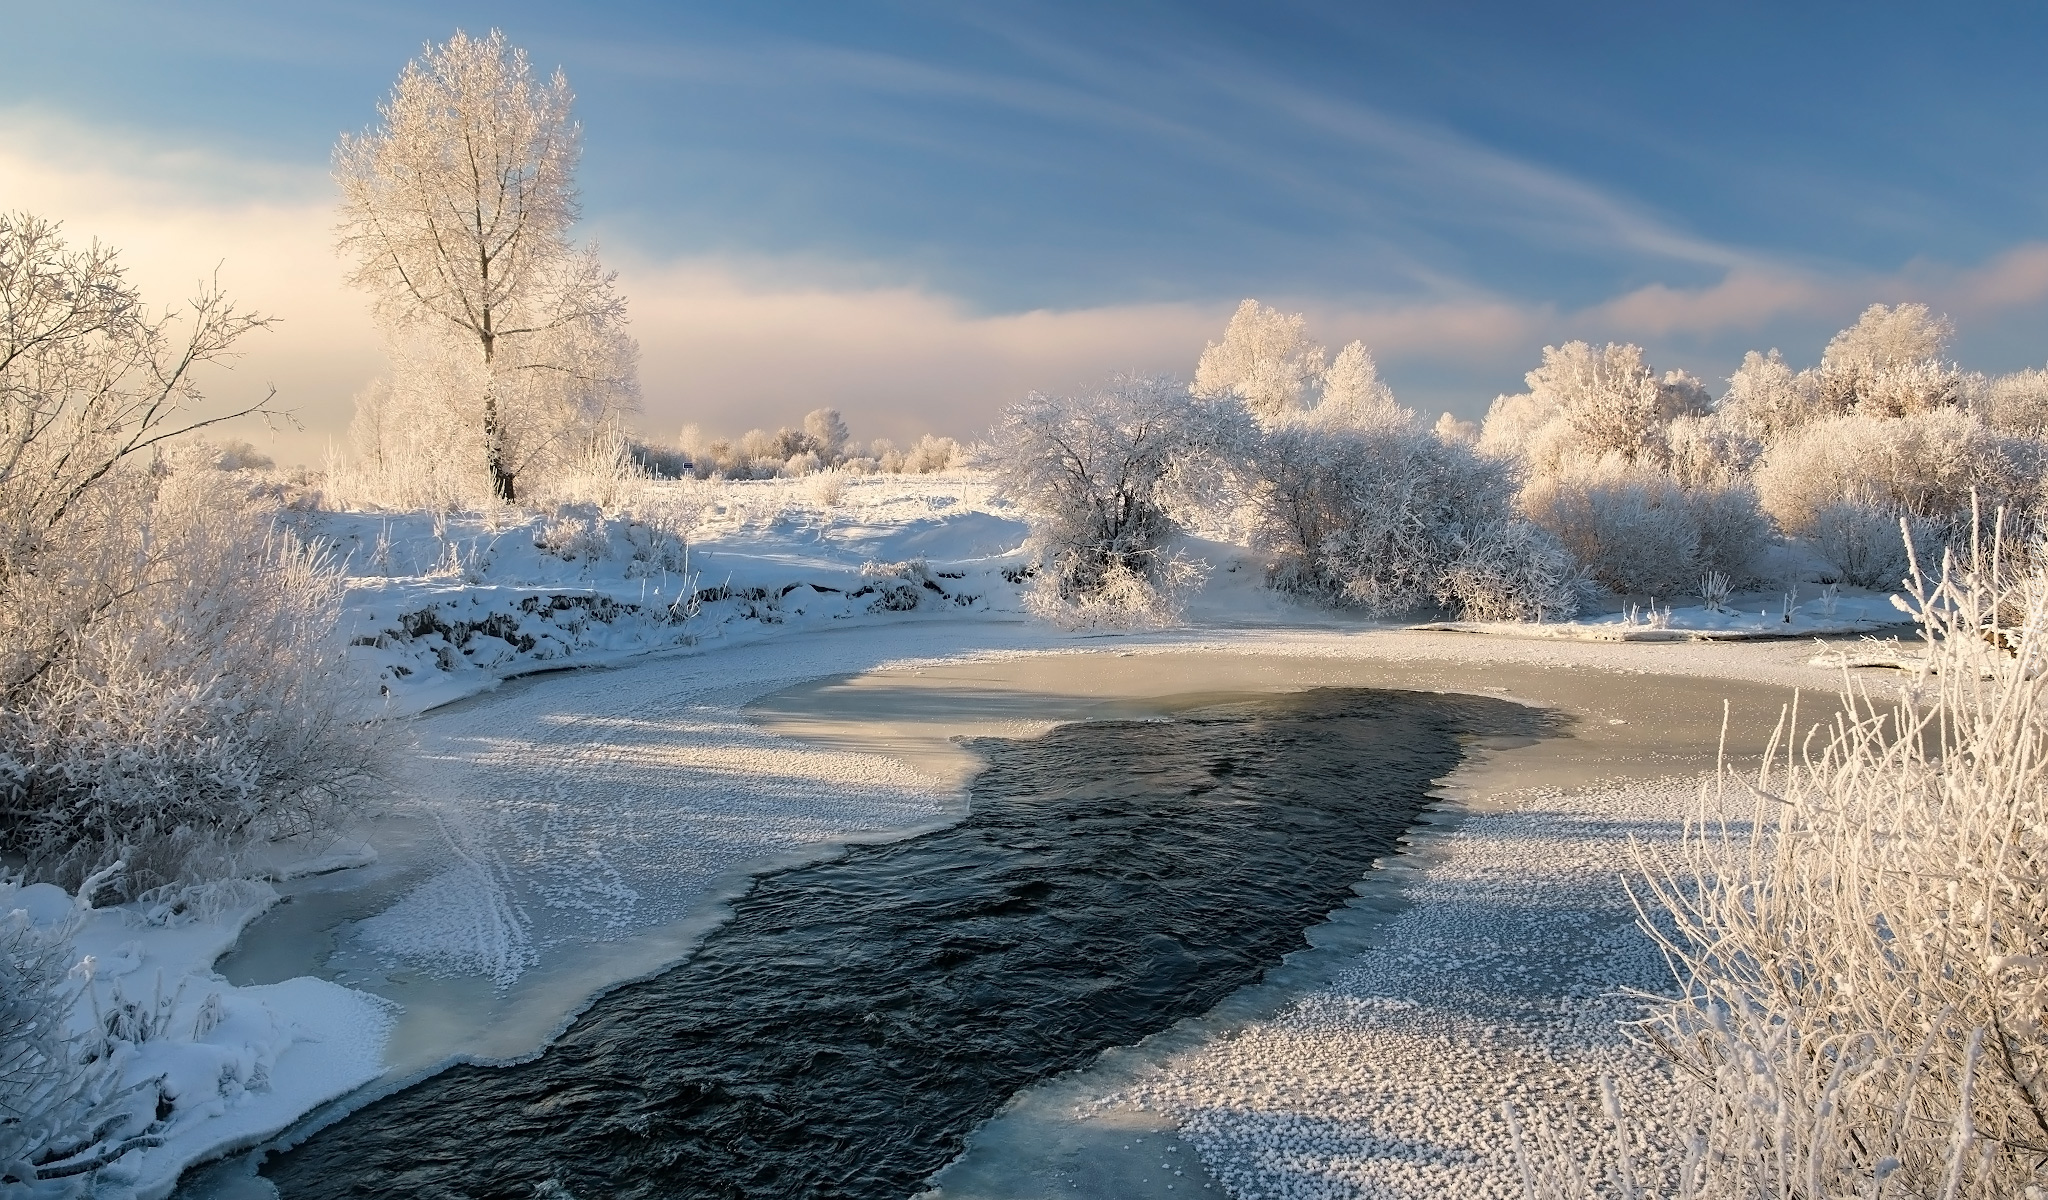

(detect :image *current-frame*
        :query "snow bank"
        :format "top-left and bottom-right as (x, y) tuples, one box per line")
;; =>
(1416, 589), (1902, 642)
(4, 880), (389, 1200)
(322, 473), (1031, 714)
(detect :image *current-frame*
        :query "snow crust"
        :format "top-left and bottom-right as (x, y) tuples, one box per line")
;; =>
(1099, 777), (1700, 1198)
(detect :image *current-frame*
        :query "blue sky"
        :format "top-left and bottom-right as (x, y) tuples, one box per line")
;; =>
(4, 2), (2045, 454)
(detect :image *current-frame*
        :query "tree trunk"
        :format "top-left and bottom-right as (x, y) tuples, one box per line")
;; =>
(481, 332), (515, 503)
(484, 390), (515, 503)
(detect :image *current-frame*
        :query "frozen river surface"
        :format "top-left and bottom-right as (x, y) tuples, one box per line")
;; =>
(258, 687), (1540, 1198)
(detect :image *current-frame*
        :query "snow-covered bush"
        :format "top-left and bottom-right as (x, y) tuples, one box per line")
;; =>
(1522, 457), (1769, 596)
(1977, 366), (2048, 439)
(1618, 538), (2048, 1198)
(0, 871), (166, 1193)
(1, 215), (385, 897)
(1663, 413), (1760, 489)
(1521, 460), (1696, 597)
(1437, 516), (1582, 622)
(671, 413), (957, 480)
(1237, 375), (1578, 619)
(1755, 410), (2041, 549)
(897, 433), (962, 474)
(985, 375), (1243, 626)
(1798, 501), (1938, 589)
(3, 473), (385, 895)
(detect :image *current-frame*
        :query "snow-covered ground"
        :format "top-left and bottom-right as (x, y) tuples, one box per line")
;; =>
(324, 473), (1033, 715)
(4, 877), (390, 1200)
(1420, 593), (1899, 642)
(17, 471), (1919, 1199)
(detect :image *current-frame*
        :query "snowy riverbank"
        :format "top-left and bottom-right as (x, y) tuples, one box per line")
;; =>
(118, 625), (1833, 1199)
(21, 472), (1926, 1199)
(322, 473), (1033, 715)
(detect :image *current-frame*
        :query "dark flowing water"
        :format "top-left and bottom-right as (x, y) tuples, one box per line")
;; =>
(261, 688), (1545, 1200)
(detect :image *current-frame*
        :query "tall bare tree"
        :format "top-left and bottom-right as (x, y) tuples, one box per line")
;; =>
(334, 28), (629, 502)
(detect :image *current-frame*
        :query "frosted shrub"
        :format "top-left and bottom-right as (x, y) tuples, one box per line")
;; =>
(1976, 367), (2048, 439)
(805, 470), (847, 509)
(618, 512), (692, 577)
(670, 413), (953, 479)
(2, 214), (386, 897)
(1618, 538), (2048, 1198)
(1523, 460), (1698, 596)
(985, 376), (1243, 626)
(1756, 411), (2041, 548)
(900, 434), (961, 474)
(533, 508), (607, 563)
(1240, 386), (1576, 619)
(2, 474), (386, 895)
(1437, 516), (1581, 622)
(522, 436), (656, 513)
(1684, 480), (1774, 583)
(1523, 458), (1769, 596)
(1663, 413), (1760, 489)
(1800, 500), (1937, 588)
(326, 343), (495, 511)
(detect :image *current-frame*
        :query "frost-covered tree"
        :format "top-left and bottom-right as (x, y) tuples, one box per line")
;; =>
(1717, 348), (1822, 441)
(1816, 302), (1965, 418)
(1316, 340), (1396, 425)
(1480, 340), (1767, 595)
(1484, 341), (1710, 473)
(335, 29), (635, 503)
(1, 213), (278, 702)
(1433, 412), (1480, 446)
(803, 408), (850, 462)
(1194, 299), (1327, 426)
(986, 376), (1244, 624)
(0, 215), (275, 632)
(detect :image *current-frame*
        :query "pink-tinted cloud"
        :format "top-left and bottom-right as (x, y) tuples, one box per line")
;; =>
(0, 109), (385, 467)
(1583, 269), (1835, 339)
(620, 259), (1230, 442)
(1932, 242), (2048, 313)
(12, 106), (2048, 461)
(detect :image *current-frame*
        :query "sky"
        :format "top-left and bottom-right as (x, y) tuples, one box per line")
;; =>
(4, 1), (2047, 464)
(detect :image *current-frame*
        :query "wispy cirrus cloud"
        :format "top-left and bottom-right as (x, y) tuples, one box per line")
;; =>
(10, 103), (2048, 465)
